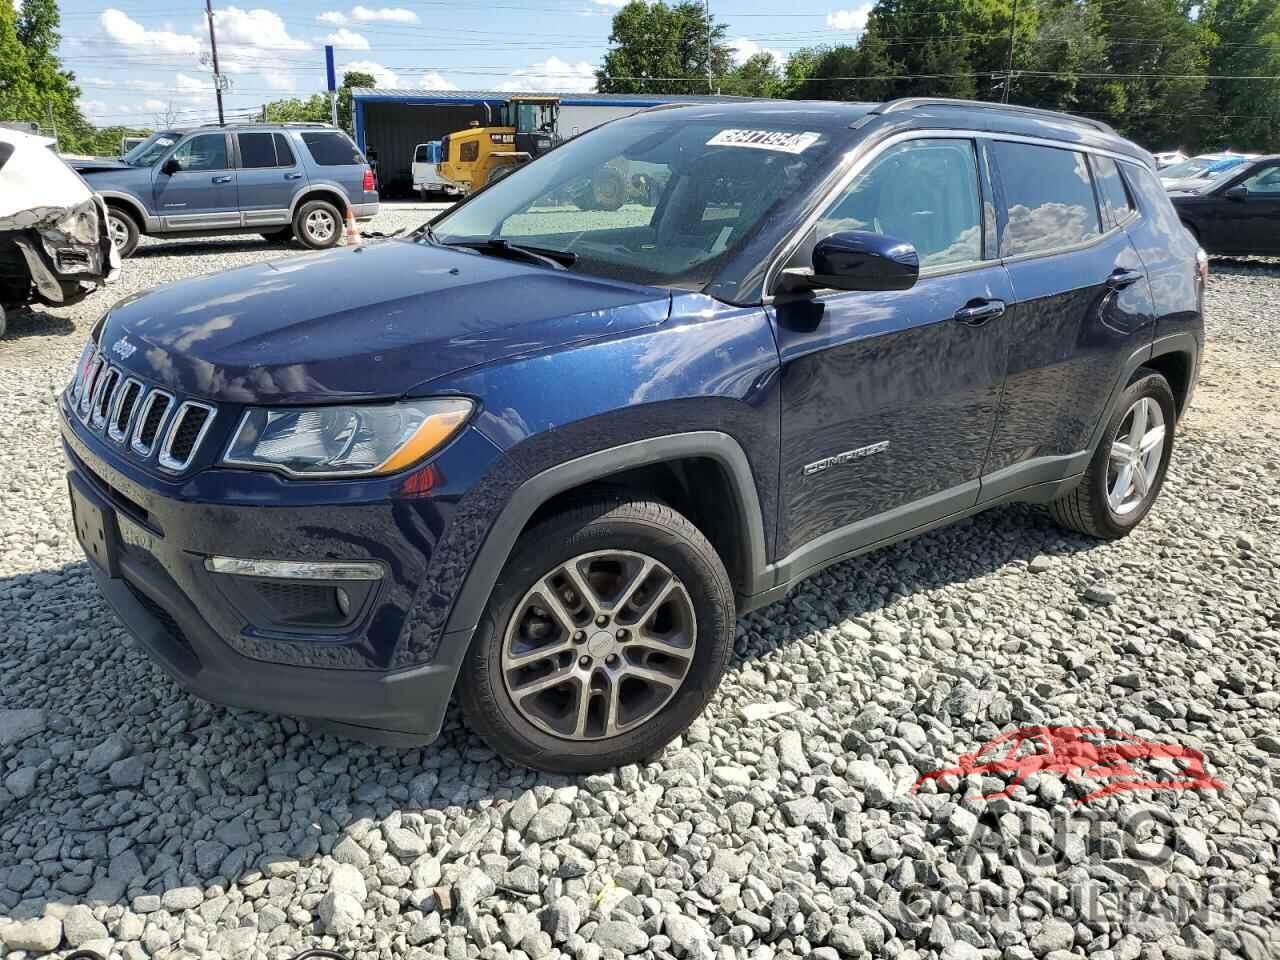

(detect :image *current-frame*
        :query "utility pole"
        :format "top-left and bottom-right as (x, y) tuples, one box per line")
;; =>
(1002, 0), (1019, 104)
(705, 0), (713, 94)
(205, 0), (225, 125)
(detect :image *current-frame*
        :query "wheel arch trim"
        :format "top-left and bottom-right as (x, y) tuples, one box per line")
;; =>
(98, 191), (156, 232)
(440, 431), (770, 644)
(289, 185), (350, 217)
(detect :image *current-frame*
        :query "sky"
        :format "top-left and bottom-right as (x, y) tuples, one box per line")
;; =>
(53, 0), (875, 127)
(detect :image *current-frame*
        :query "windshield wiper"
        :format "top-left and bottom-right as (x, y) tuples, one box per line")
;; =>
(447, 237), (578, 270)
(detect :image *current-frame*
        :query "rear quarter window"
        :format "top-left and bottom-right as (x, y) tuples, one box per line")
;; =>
(1091, 156), (1137, 227)
(993, 141), (1102, 257)
(301, 131), (365, 166)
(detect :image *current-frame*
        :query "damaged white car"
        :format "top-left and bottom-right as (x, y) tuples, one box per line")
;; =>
(0, 128), (119, 338)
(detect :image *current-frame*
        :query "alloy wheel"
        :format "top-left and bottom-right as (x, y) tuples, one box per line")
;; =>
(1107, 396), (1166, 516)
(305, 210), (336, 244)
(108, 214), (130, 250)
(500, 550), (697, 740)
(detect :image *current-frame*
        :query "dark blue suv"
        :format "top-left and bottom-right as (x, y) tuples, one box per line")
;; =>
(72, 123), (379, 257)
(60, 99), (1204, 772)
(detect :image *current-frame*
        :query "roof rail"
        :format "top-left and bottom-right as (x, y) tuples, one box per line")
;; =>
(196, 121), (334, 129)
(870, 97), (1115, 135)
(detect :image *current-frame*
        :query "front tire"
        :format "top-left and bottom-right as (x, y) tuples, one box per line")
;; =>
(293, 199), (342, 250)
(1050, 370), (1177, 539)
(458, 498), (735, 773)
(106, 208), (139, 258)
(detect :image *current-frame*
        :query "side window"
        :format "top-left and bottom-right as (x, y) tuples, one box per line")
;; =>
(1241, 163), (1280, 194)
(273, 133), (296, 167)
(1092, 156), (1137, 227)
(992, 142), (1101, 256)
(238, 132), (277, 169)
(816, 138), (983, 270)
(172, 133), (228, 172)
(414, 144), (429, 163)
(301, 131), (364, 166)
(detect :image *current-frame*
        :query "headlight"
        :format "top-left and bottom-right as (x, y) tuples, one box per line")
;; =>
(222, 398), (472, 478)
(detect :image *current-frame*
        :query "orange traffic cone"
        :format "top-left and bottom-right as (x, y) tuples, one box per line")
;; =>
(343, 206), (361, 246)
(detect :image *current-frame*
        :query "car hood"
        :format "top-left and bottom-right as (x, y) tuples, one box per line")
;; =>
(1162, 176), (1212, 193)
(98, 238), (672, 404)
(69, 158), (134, 173)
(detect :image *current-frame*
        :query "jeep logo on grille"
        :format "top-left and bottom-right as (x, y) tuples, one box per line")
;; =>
(111, 338), (137, 360)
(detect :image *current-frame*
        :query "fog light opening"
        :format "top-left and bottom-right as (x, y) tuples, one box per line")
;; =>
(335, 587), (351, 618)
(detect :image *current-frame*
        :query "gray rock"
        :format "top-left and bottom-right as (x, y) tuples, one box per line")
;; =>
(329, 862), (368, 902)
(108, 755), (146, 788)
(318, 891), (364, 935)
(455, 867), (496, 909)
(542, 895), (581, 942)
(63, 905), (109, 947)
(386, 825), (428, 860)
(1030, 918), (1074, 956)
(593, 919), (649, 954)
(4, 766), (37, 798)
(160, 886), (203, 911)
(665, 914), (711, 959)
(0, 709), (47, 747)
(1, 916), (62, 954)
(776, 730), (811, 775)
(525, 802), (573, 842)
(86, 732), (131, 772)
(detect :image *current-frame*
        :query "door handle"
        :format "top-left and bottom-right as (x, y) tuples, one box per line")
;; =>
(952, 299), (1006, 326)
(211, 175), (233, 184)
(1106, 269), (1144, 290)
(284, 172), (303, 180)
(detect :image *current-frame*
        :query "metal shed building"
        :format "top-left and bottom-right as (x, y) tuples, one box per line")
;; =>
(350, 89), (745, 197)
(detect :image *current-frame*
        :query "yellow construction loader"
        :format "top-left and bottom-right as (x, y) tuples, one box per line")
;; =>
(437, 95), (560, 193)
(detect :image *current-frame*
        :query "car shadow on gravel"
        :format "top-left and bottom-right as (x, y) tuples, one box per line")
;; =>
(0, 499), (1106, 921)
(0, 305), (76, 341)
(133, 237), (294, 259)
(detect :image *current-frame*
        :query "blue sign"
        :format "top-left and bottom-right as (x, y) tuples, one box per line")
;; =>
(325, 45), (336, 92)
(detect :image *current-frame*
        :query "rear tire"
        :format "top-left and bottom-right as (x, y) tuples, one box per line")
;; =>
(0, 303), (7, 340)
(106, 208), (139, 258)
(1049, 370), (1177, 540)
(293, 199), (342, 250)
(458, 497), (735, 773)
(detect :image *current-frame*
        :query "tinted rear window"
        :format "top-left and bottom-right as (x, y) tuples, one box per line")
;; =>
(238, 132), (278, 168)
(274, 133), (296, 166)
(301, 131), (364, 166)
(993, 141), (1101, 256)
(415, 144), (429, 162)
(1092, 156), (1136, 227)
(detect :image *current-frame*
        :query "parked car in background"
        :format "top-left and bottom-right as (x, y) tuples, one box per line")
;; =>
(1152, 150), (1187, 169)
(412, 142), (463, 199)
(1160, 153), (1253, 192)
(1170, 154), (1280, 255)
(0, 128), (118, 338)
(61, 98), (1203, 771)
(71, 123), (379, 257)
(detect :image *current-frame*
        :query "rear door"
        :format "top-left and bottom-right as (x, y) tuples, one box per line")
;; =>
(299, 130), (371, 204)
(773, 136), (1014, 557)
(234, 131), (304, 229)
(153, 132), (238, 229)
(1227, 161), (1280, 254)
(981, 140), (1156, 494)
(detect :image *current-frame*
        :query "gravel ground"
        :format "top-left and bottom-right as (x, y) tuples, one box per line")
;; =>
(0, 220), (1277, 960)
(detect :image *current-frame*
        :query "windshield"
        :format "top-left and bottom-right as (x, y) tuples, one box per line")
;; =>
(1161, 156), (1244, 180)
(515, 102), (557, 134)
(429, 113), (838, 295)
(123, 131), (180, 166)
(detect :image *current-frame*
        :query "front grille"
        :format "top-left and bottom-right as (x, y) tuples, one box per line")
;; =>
(68, 349), (218, 474)
(158, 401), (215, 472)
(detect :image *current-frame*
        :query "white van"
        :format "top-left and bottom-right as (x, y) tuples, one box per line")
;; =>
(412, 142), (463, 199)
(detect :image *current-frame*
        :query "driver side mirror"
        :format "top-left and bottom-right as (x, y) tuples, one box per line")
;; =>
(1223, 184), (1248, 201)
(779, 231), (920, 294)
(161, 156), (182, 175)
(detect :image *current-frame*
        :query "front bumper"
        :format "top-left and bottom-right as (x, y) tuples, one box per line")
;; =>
(60, 392), (501, 745)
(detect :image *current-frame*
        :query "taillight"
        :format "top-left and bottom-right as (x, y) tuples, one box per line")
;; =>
(362, 168), (375, 192)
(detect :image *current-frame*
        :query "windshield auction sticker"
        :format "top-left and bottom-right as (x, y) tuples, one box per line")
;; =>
(706, 129), (821, 154)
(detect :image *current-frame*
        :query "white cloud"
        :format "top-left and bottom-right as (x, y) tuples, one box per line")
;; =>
(261, 69), (298, 90)
(498, 57), (596, 94)
(79, 98), (109, 115)
(727, 37), (785, 67)
(99, 9), (200, 55)
(175, 72), (208, 94)
(592, 0), (627, 5)
(212, 6), (309, 51)
(419, 71), (459, 90)
(84, 77), (116, 88)
(827, 4), (872, 31)
(340, 59), (400, 87)
(351, 5), (418, 22)
(317, 10), (347, 24)
(325, 28), (369, 50)
(142, 98), (168, 111)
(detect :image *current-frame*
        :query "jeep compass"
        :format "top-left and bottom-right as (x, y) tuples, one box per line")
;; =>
(60, 98), (1204, 772)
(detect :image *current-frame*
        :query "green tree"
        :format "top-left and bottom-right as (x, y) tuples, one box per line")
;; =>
(0, 0), (35, 126)
(597, 0), (733, 94)
(1200, 0), (1280, 150)
(720, 52), (785, 98)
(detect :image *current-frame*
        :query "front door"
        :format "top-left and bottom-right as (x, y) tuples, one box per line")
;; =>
(235, 131), (303, 229)
(773, 137), (1013, 559)
(1225, 161), (1280, 255)
(153, 132), (239, 230)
